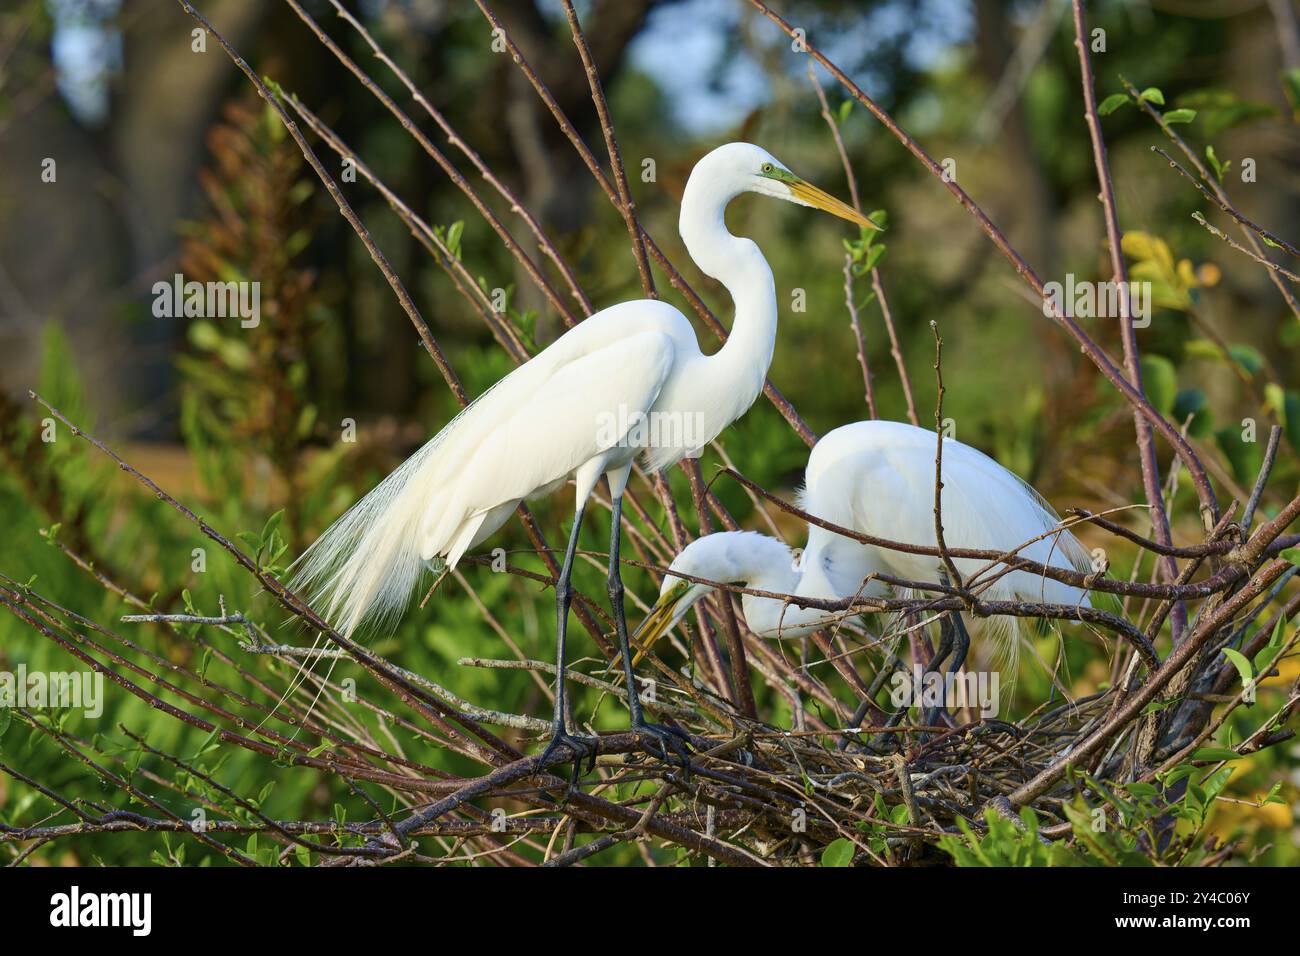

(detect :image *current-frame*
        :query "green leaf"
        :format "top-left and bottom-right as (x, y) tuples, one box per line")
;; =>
(1283, 67), (1300, 121)
(1226, 344), (1263, 376)
(1253, 643), (1281, 676)
(863, 244), (887, 273)
(1160, 764), (1198, 786)
(1215, 425), (1264, 486)
(1172, 388), (1213, 438)
(1163, 108), (1197, 125)
(1269, 615), (1287, 647)
(1142, 697), (1178, 716)
(1282, 390), (1300, 453)
(1098, 93), (1130, 116)
(1139, 87), (1165, 105)
(836, 99), (852, 125)
(1221, 647), (1253, 685)
(261, 508), (285, 548)
(821, 838), (855, 867)
(1179, 89), (1276, 136)
(447, 220), (465, 259)
(1140, 355), (1177, 416)
(1205, 144), (1229, 183)
(1192, 747), (1239, 762)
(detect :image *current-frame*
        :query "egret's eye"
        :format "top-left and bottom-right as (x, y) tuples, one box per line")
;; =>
(760, 162), (774, 174)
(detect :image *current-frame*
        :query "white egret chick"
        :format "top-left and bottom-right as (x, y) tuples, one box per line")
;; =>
(631, 420), (1096, 721)
(290, 143), (875, 779)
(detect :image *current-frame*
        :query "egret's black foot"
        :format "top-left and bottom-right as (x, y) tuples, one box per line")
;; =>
(921, 705), (950, 729)
(632, 719), (694, 780)
(536, 728), (599, 796)
(868, 707), (907, 753)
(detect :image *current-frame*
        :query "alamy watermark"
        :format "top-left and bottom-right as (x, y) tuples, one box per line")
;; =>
(889, 666), (1000, 718)
(49, 886), (151, 936)
(152, 272), (261, 328)
(1042, 273), (1151, 328)
(595, 404), (707, 456)
(0, 664), (104, 718)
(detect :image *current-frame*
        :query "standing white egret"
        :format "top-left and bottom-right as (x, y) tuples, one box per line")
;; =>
(290, 142), (874, 777)
(630, 420), (1096, 722)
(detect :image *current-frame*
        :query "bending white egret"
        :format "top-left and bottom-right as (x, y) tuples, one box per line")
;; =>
(631, 420), (1096, 722)
(290, 142), (874, 777)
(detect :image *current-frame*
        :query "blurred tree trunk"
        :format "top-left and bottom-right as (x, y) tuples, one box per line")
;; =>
(0, 0), (268, 436)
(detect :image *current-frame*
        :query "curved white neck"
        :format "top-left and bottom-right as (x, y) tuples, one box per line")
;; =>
(742, 557), (843, 639)
(679, 175), (777, 421)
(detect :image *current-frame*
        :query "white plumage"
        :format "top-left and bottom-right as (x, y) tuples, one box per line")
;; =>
(291, 145), (871, 640)
(288, 142), (873, 770)
(635, 420), (1094, 672)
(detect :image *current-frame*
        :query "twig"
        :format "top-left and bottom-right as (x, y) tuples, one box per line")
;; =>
(283, 0), (580, 329)
(323, 0), (593, 318)
(929, 322), (963, 591)
(560, 0), (655, 297)
(1242, 426), (1284, 534)
(843, 258), (877, 417)
(1149, 146), (1300, 260)
(1072, 0), (1185, 644)
(1191, 212), (1300, 284)
(872, 268), (919, 425)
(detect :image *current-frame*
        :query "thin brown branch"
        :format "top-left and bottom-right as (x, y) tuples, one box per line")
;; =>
(560, 0), (655, 297)
(1071, 0), (1185, 644)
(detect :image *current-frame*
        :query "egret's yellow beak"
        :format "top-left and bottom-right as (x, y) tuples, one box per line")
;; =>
(626, 580), (692, 669)
(787, 178), (881, 231)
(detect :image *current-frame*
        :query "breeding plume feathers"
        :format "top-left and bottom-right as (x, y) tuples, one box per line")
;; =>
(286, 305), (683, 639)
(288, 427), (449, 638)
(287, 377), (509, 638)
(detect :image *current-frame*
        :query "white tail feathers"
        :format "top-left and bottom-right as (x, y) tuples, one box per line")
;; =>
(288, 435), (446, 638)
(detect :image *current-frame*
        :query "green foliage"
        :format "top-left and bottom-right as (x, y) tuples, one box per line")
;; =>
(820, 837), (855, 866)
(940, 763), (1248, 868)
(842, 212), (888, 275)
(1205, 144), (1230, 183)
(1177, 89), (1277, 136)
(1098, 93), (1130, 116)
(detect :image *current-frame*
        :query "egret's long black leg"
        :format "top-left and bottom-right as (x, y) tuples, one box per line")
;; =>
(839, 640), (906, 751)
(537, 503), (598, 791)
(922, 613), (968, 727)
(887, 618), (951, 726)
(873, 614), (954, 750)
(919, 565), (972, 728)
(609, 495), (639, 718)
(939, 611), (972, 723)
(607, 495), (692, 775)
